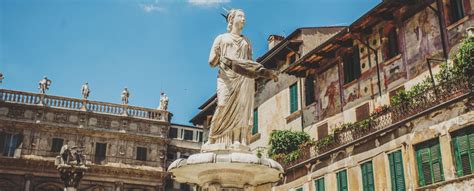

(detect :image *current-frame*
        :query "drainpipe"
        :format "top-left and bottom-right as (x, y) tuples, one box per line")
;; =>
(299, 77), (305, 131)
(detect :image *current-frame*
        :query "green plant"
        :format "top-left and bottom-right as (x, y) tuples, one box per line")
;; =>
(268, 130), (311, 164)
(315, 134), (335, 150)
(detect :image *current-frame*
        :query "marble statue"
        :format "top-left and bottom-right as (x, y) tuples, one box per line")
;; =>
(56, 145), (86, 166)
(207, 9), (278, 146)
(0, 73), (4, 84)
(158, 92), (169, 110)
(38, 76), (52, 94)
(121, 87), (130, 105)
(81, 82), (90, 99)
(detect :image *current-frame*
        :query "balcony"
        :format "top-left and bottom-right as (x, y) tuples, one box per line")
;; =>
(279, 76), (472, 170)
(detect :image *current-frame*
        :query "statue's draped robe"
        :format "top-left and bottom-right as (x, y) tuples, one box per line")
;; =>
(209, 33), (264, 145)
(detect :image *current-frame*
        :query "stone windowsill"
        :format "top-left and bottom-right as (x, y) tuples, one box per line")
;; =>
(415, 174), (474, 191)
(249, 133), (261, 144)
(446, 16), (469, 31)
(286, 110), (302, 123)
(382, 54), (402, 66)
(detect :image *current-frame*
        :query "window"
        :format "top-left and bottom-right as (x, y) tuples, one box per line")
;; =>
(355, 103), (370, 122)
(314, 177), (324, 191)
(198, 131), (204, 143)
(385, 27), (399, 60)
(180, 183), (191, 191)
(449, 0), (465, 24)
(169, 128), (178, 139)
(167, 153), (175, 160)
(415, 139), (444, 186)
(0, 133), (20, 157)
(51, 138), (64, 153)
(304, 76), (315, 106)
(343, 46), (361, 84)
(452, 128), (474, 177)
(183, 130), (193, 141)
(136, 147), (147, 161)
(252, 109), (258, 135)
(295, 187), (303, 191)
(361, 161), (375, 191)
(388, 150), (406, 191)
(288, 53), (297, 65)
(289, 83), (298, 113)
(95, 143), (107, 164)
(336, 170), (348, 191)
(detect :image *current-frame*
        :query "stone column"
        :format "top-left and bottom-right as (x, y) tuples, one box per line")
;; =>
(115, 181), (123, 191)
(24, 174), (33, 191)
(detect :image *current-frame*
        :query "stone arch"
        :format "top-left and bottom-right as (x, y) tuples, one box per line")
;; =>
(34, 182), (63, 191)
(0, 178), (21, 191)
(85, 185), (106, 191)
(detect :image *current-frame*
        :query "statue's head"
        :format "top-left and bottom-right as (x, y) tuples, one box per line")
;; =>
(226, 9), (245, 32)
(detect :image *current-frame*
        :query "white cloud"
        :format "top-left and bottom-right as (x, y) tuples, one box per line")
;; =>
(140, 3), (165, 13)
(188, 0), (231, 6)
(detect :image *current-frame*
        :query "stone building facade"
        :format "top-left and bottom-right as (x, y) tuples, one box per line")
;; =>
(0, 89), (203, 191)
(193, 0), (474, 190)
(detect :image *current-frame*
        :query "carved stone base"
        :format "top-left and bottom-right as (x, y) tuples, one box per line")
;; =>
(168, 150), (282, 190)
(201, 143), (251, 153)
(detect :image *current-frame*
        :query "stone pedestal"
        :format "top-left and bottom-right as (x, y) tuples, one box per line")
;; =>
(57, 164), (88, 191)
(168, 145), (283, 190)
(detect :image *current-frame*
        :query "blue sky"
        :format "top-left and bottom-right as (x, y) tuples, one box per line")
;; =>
(0, 0), (380, 125)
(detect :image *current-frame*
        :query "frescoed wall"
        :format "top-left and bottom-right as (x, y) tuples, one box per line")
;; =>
(403, 6), (443, 78)
(317, 65), (341, 119)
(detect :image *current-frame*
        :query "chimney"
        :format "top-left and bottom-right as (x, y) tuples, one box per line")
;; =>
(267, 35), (285, 50)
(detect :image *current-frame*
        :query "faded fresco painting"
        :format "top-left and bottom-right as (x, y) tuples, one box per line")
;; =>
(383, 58), (406, 89)
(343, 81), (361, 108)
(403, 6), (443, 78)
(317, 65), (341, 119)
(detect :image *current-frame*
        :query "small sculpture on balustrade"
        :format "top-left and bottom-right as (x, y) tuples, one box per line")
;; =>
(158, 92), (169, 110)
(81, 82), (90, 99)
(38, 76), (52, 94)
(0, 73), (4, 84)
(121, 87), (130, 105)
(56, 145), (86, 167)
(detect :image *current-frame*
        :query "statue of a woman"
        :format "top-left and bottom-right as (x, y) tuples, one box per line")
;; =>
(207, 9), (277, 147)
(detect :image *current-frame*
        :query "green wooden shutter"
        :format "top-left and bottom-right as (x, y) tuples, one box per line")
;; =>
(295, 187), (303, 191)
(290, 83), (298, 113)
(453, 129), (474, 176)
(361, 161), (374, 191)
(389, 150), (406, 191)
(252, 109), (258, 135)
(314, 177), (325, 191)
(337, 170), (348, 191)
(416, 140), (444, 186)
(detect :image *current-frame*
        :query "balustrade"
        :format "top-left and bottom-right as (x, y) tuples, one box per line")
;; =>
(0, 89), (169, 122)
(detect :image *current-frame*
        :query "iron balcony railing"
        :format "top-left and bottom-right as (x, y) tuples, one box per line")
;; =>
(277, 76), (471, 170)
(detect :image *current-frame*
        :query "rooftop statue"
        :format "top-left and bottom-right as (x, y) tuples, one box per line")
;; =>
(207, 9), (278, 146)
(158, 92), (169, 110)
(81, 82), (90, 99)
(38, 76), (52, 94)
(121, 87), (130, 105)
(0, 73), (4, 84)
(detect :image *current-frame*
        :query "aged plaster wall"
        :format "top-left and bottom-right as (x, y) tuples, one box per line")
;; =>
(300, 27), (345, 56)
(274, 103), (473, 191)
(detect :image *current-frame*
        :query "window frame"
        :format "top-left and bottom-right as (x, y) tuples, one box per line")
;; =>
(388, 150), (406, 191)
(314, 176), (325, 191)
(336, 169), (348, 191)
(451, 127), (474, 177)
(51, 138), (64, 153)
(343, 46), (361, 84)
(136, 146), (148, 161)
(361, 161), (375, 191)
(252, 108), (258, 135)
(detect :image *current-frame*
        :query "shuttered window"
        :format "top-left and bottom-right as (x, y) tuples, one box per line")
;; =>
(415, 140), (444, 186)
(304, 76), (315, 106)
(452, 127), (474, 177)
(290, 83), (298, 113)
(449, 0), (465, 24)
(361, 161), (375, 191)
(343, 46), (361, 84)
(336, 170), (348, 191)
(314, 177), (325, 191)
(355, 103), (370, 122)
(252, 109), (258, 135)
(388, 150), (406, 191)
